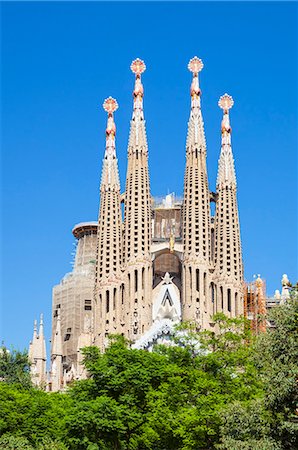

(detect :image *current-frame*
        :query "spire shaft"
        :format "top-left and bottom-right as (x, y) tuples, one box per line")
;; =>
(182, 57), (212, 329)
(123, 58), (152, 341)
(100, 97), (120, 189)
(94, 98), (124, 350)
(216, 94), (236, 187)
(214, 94), (243, 317)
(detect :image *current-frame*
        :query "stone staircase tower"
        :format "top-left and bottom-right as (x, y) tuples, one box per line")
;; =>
(94, 98), (124, 349)
(182, 57), (212, 329)
(213, 94), (243, 316)
(123, 59), (152, 341)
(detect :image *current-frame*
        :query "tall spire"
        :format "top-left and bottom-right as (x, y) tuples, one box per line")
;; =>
(94, 97), (124, 349)
(52, 309), (62, 357)
(50, 309), (63, 391)
(100, 97), (120, 188)
(131, 58), (146, 121)
(186, 57), (206, 151)
(39, 313), (44, 337)
(217, 94), (236, 187)
(29, 315), (47, 387)
(214, 94), (243, 317)
(123, 58), (152, 341)
(127, 58), (148, 151)
(182, 57), (212, 329)
(33, 319), (38, 339)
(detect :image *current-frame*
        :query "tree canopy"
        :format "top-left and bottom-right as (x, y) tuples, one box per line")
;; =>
(0, 294), (297, 449)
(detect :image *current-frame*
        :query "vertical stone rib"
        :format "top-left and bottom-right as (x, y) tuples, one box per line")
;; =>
(182, 57), (212, 329)
(94, 98), (123, 349)
(123, 59), (152, 341)
(214, 94), (243, 316)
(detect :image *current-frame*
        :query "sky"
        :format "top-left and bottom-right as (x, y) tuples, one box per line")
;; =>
(1, 1), (297, 351)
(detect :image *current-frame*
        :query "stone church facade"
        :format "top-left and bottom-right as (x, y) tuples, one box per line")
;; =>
(29, 57), (244, 390)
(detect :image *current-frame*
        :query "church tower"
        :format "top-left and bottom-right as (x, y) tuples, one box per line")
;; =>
(50, 309), (63, 392)
(28, 314), (47, 387)
(213, 94), (243, 316)
(94, 97), (124, 349)
(123, 59), (152, 340)
(182, 57), (212, 329)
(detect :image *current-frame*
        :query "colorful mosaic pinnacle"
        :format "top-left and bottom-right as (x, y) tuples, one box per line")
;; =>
(218, 94), (234, 112)
(103, 97), (119, 114)
(188, 56), (204, 74)
(130, 58), (146, 75)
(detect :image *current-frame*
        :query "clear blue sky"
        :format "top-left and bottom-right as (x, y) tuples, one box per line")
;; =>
(1, 1), (297, 351)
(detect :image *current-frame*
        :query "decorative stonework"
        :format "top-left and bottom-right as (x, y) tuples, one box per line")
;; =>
(188, 56), (204, 74)
(130, 58), (146, 75)
(103, 97), (119, 114)
(218, 93), (234, 112)
(33, 57), (247, 390)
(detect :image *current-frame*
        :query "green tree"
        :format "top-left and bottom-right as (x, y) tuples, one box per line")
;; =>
(255, 293), (298, 449)
(64, 327), (261, 449)
(0, 383), (71, 447)
(217, 293), (298, 450)
(0, 346), (31, 388)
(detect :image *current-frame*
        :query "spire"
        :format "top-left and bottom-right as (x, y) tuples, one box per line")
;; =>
(182, 56), (212, 328)
(131, 58), (146, 120)
(52, 309), (62, 357)
(186, 56), (206, 150)
(94, 96), (124, 349)
(214, 93), (243, 315)
(217, 94), (236, 187)
(29, 315), (47, 386)
(39, 313), (44, 337)
(100, 97), (120, 189)
(33, 319), (38, 340)
(123, 57), (152, 340)
(128, 58), (148, 150)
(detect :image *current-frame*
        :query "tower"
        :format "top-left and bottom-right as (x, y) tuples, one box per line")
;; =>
(94, 97), (124, 349)
(182, 57), (212, 329)
(51, 222), (97, 373)
(50, 309), (63, 391)
(213, 94), (243, 316)
(123, 59), (152, 340)
(28, 314), (47, 386)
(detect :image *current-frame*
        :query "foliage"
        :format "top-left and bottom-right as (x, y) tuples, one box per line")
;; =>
(0, 383), (71, 447)
(254, 293), (298, 449)
(0, 346), (31, 388)
(0, 298), (297, 449)
(217, 292), (298, 450)
(63, 326), (260, 449)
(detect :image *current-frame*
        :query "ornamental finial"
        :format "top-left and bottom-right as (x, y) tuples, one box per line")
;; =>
(255, 275), (263, 288)
(130, 59), (145, 120)
(130, 58), (146, 75)
(103, 97), (118, 114)
(218, 94), (234, 112)
(188, 56), (204, 75)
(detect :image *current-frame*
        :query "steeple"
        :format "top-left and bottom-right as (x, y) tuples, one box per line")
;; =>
(52, 309), (62, 357)
(214, 94), (243, 317)
(127, 58), (147, 149)
(123, 58), (152, 341)
(182, 57), (212, 329)
(216, 94), (236, 187)
(186, 57), (206, 150)
(50, 309), (63, 391)
(100, 97), (120, 189)
(94, 97), (124, 349)
(28, 315), (47, 387)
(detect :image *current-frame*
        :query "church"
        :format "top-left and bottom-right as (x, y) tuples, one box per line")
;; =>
(29, 57), (244, 390)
